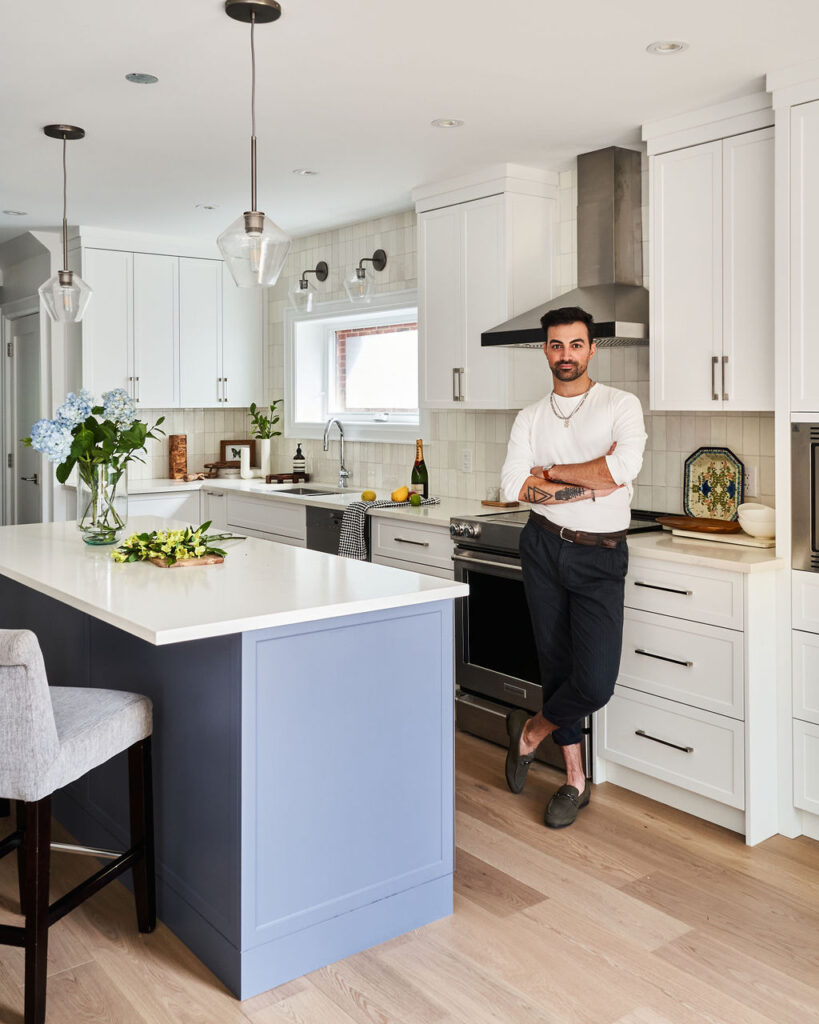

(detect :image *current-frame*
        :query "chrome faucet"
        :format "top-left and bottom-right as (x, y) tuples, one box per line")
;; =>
(323, 418), (350, 488)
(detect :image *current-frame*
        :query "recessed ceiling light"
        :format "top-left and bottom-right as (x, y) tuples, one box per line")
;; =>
(431, 118), (465, 128)
(195, 203), (219, 210)
(646, 40), (689, 55)
(292, 168), (318, 175)
(3, 209), (27, 216)
(125, 72), (159, 84)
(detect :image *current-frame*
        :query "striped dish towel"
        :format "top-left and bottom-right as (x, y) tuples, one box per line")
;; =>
(338, 497), (442, 560)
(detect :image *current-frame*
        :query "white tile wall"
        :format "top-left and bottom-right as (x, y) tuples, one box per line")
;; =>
(133, 162), (775, 513)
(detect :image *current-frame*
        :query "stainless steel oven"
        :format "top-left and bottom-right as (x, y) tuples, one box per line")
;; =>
(792, 422), (819, 571)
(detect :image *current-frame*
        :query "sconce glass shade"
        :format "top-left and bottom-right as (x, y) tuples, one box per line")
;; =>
(289, 278), (315, 312)
(344, 267), (371, 304)
(38, 270), (92, 323)
(218, 212), (291, 288)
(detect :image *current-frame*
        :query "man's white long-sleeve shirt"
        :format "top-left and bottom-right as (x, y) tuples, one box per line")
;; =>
(500, 383), (647, 533)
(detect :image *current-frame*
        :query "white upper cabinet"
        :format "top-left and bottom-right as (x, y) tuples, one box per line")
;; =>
(133, 254), (178, 408)
(649, 127), (774, 412)
(81, 248), (133, 399)
(221, 263), (263, 409)
(415, 166), (557, 410)
(790, 100), (819, 412)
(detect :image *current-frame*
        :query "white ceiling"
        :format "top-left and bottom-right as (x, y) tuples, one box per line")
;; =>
(1, 0), (817, 246)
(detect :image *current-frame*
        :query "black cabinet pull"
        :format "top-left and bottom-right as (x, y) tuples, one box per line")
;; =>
(633, 581), (692, 596)
(635, 648), (693, 668)
(635, 728), (693, 754)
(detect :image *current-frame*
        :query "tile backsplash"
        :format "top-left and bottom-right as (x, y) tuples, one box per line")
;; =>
(133, 161), (775, 513)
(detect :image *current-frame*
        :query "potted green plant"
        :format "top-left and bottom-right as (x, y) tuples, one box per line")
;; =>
(23, 388), (165, 545)
(248, 400), (282, 476)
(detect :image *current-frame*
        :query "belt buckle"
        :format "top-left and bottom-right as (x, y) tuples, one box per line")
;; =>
(559, 526), (573, 543)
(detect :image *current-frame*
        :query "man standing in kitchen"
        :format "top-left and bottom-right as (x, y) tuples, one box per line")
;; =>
(500, 306), (646, 827)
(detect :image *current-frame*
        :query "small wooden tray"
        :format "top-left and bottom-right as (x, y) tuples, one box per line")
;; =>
(657, 515), (741, 534)
(481, 500), (519, 508)
(149, 555), (225, 568)
(265, 472), (311, 483)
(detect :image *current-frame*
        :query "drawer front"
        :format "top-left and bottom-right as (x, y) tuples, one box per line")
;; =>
(599, 687), (744, 808)
(371, 554), (454, 580)
(236, 525), (305, 547)
(793, 629), (819, 726)
(128, 491), (201, 523)
(370, 517), (453, 570)
(619, 609), (744, 719)
(226, 494), (306, 541)
(793, 719), (819, 816)
(793, 571), (819, 634)
(626, 558), (743, 630)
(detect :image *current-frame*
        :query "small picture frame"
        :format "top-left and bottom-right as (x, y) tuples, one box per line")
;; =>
(219, 439), (257, 466)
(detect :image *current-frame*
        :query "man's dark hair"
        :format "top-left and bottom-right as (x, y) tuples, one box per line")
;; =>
(540, 306), (595, 345)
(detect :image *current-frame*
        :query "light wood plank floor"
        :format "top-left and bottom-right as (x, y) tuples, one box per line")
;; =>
(2, 732), (818, 1024)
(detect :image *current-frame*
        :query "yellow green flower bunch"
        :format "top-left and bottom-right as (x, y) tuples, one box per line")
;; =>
(112, 521), (241, 565)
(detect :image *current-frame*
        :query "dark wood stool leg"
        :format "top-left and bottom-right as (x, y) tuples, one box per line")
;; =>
(16, 801), (28, 917)
(23, 797), (51, 1024)
(128, 738), (156, 933)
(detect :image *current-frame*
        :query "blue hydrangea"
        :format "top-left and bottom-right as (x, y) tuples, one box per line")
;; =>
(55, 389), (93, 428)
(102, 388), (137, 429)
(28, 418), (73, 464)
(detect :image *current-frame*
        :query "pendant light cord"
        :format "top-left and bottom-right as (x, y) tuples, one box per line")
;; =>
(61, 134), (69, 270)
(250, 11), (257, 212)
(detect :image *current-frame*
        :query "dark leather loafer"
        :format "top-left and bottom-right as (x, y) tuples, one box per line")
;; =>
(544, 780), (591, 828)
(505, 710), (535, 794)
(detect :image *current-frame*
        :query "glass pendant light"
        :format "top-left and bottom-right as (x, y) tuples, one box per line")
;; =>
(38, 125), (92, 323)
(344, 249), (387, 304)
(218, 0), (291, 288)
(289, 260), (328, 312)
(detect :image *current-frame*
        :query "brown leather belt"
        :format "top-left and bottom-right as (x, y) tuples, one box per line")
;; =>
(529, 511), (626, 549)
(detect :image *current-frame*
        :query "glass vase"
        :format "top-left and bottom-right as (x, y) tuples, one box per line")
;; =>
(76, 463), (128, 545)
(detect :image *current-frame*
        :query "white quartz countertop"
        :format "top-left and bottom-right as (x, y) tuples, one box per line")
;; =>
(627, 531), (783, 573)
(0, 518), (468, 646)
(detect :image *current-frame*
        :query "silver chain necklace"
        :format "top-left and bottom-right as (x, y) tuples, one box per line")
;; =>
(550, 380), (595, 428)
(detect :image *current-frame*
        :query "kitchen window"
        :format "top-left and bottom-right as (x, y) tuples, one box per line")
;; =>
(284, 290), (421, 442)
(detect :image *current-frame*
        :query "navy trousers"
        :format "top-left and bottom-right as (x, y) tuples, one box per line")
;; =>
(519, 516), (628, 746)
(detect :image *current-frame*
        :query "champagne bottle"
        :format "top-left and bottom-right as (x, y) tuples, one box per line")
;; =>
(410, 438), (429, 499)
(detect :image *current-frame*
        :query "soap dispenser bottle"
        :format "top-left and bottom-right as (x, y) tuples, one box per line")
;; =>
(293, 443), (306, 477)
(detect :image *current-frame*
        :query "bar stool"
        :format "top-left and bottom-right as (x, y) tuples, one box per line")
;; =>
(0, 629), (156, 1024)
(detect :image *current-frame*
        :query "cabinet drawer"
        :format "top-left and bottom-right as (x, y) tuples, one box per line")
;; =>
(370, 517), (453, 570)
(792, 571), (819, 634)
(619, 609), (744, 719)
(793, 719), (819, 816)
(626, 558), (743, 629)
(599, 687), (744, 809)
(793, 629), (819, 726)
(128, 491), (201, 523)
(226, 494), (306, 541)
(371, 554), (454, 580)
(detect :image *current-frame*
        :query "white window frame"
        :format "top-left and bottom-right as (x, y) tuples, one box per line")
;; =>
(284, 289), (426, 444)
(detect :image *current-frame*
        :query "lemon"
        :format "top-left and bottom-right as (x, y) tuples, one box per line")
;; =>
(391, 485), (409, 502)
(409, 493), (422, 506)
(361, 489), (376, 502)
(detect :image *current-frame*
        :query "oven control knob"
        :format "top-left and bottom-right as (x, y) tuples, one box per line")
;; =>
(465, 524), (481, 539)
(449, 523), (461, 536)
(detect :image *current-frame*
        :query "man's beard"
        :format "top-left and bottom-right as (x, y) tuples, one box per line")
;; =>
(551, 361), (586, 381)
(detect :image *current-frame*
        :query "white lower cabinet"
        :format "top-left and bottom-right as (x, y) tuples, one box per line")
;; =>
(201, 489), (228, 531)
(369, 516), (454, 578)
(793, 720), (819, 817)
(599, 554), (777, 844)
(128, 490), (201, 523)
(225, 493), (306, 547)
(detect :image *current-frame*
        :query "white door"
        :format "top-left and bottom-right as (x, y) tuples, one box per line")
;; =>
(221, 263), (263, 408)
(790, 100), (819, 412)
(462, 195), (509, 408)
(650, 141), (722, 411)
(133, 254), (179, 409)
(81, 248), (133, 399)
(418, 205), (464, 408)
(721, 128), (774, 411)
(12, 314), (43, 524)
(179, 258), (222, 408)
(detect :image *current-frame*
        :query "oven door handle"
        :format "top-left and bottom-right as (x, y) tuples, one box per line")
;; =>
(453, 551), (523, 574)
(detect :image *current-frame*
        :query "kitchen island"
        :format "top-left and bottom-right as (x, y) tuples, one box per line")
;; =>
(0, 519), (467, 999)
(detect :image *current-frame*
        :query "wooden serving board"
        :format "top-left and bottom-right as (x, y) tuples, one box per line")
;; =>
(149, 554), (225, 568)
(670, 528), (775, 549)
(481, 500), (519, 508)
(657, 515), (741, 534)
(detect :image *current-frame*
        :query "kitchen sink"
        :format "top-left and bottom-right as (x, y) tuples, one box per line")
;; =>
(273, 487), (337, 496)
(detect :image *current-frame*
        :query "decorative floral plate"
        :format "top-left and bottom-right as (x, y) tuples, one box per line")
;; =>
(683, 446), (744, 521)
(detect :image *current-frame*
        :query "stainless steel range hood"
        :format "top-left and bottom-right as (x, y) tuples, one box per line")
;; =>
(482, 147), (649, 348)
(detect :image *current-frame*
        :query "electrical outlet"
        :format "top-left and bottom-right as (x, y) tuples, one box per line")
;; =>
(745, 463), (758, 497)
(461, 448), (473, 474)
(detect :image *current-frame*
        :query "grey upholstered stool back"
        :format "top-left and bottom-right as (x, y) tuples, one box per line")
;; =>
(0, 630), (60, 799)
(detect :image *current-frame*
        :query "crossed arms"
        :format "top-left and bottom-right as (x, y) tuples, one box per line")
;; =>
(518, 443), (620, 505)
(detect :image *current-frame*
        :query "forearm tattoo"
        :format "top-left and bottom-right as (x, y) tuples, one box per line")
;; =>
(524, 481), (588, 504)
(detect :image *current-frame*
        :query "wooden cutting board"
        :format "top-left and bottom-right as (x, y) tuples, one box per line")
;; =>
(480, 500), (519, 508)
(149, 554), (225, 568)
(657, 515), (741, 534)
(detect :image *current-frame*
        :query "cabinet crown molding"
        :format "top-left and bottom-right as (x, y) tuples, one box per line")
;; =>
(78, 226), (221, 260)
(643, 92), (773, 156)
(412, 163), (559, 213)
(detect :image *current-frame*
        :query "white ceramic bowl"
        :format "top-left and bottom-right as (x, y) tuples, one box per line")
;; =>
(738, 503), (775, 537)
